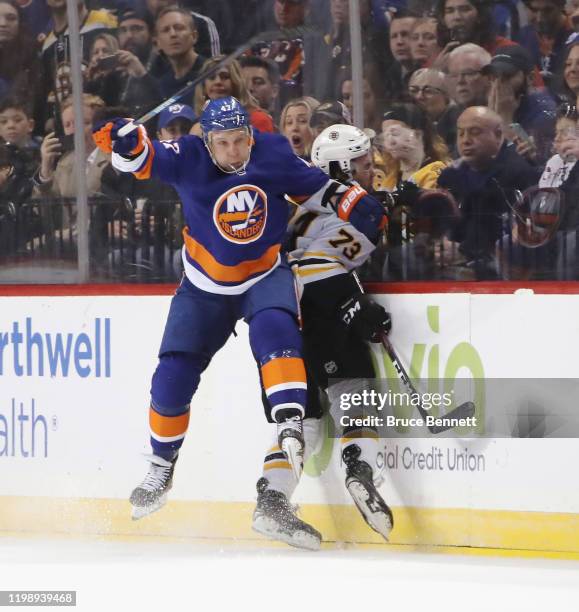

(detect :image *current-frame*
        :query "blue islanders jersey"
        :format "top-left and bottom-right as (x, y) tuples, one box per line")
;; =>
(111, 131), (330, 294)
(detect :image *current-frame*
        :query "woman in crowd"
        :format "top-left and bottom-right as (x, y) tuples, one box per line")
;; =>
(193, 56), (275, 133)
(379, 103), (454, 280)
(407, 68), (460, 150)
(279, 96), (319, 159)
(84, 33), (122, 107)
(84, 32), (162, 116)
(555, 38), (579, 108)
(380, 102), (450, 189)
(434, 0), (514, 63)
(0, 0), (40, 102)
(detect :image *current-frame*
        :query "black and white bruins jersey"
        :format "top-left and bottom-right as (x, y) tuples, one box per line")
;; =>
(287, 206), (375, 287)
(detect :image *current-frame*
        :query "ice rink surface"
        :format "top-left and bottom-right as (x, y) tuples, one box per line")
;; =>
(0, 534), (578, 612)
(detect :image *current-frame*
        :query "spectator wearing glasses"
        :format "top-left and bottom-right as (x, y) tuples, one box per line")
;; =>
(408, 68), (460, 150)
(446, 43), (492, 108)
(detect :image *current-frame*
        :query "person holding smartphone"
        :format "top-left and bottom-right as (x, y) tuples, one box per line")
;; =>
(85, 32), (162, 117)
(33, 94), (109, 199)
(484, 44), (556, 164)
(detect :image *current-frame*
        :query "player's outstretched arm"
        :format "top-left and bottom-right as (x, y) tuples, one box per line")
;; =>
(93, 118), (147, 157)
(94, 118), (192, 184)
(93, 118), (153, 180)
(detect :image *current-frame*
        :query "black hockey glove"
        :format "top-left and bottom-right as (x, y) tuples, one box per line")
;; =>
(391, 180), (422, 209)
(338, 293), (392, 342)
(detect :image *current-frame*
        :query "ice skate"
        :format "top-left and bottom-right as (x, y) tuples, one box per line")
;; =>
(252, 478), (321, 551)
(343, 445), (393, 540)
(276, 408), (305, 480)
(129, 454), (177, 520)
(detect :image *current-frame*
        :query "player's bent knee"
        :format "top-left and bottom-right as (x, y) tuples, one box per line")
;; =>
(151, 351), (204, 413)
(249, 308), (302, 358)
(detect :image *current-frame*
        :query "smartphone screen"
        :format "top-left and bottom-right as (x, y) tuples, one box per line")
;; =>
(510, 123), (531, 143)
(96, 54), (120, 71)
(59, 134), (75, 153)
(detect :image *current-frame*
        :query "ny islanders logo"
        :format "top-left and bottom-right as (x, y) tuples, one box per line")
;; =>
(214, 184), (268, 243)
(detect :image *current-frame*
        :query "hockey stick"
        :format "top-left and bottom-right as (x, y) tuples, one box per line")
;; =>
(118, 26), (313, 137)
(351, 272), (475, 434)
(379, 331), (475, 434)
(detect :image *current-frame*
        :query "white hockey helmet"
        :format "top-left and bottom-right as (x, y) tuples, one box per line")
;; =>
(311, 124), (372, 177)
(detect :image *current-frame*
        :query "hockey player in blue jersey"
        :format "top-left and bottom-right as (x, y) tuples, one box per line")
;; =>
(92, 96), (387, 520)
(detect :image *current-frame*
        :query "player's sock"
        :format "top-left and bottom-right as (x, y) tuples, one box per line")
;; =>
(258, 418), (323, 499)
(149, 402), (190, 461)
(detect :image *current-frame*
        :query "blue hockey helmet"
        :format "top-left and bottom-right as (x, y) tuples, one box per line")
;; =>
(200, 96), (250, 135)
(200, 96), (253, 175)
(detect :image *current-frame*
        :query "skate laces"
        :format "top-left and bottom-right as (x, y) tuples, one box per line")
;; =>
(139, 455), (173, 492)
(277, 417), (303, 439)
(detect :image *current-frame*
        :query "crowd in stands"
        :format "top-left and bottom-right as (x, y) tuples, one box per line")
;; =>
(2, 0), (579, 281)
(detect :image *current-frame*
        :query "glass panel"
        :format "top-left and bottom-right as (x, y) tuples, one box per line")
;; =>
(0, 0), (575, 284)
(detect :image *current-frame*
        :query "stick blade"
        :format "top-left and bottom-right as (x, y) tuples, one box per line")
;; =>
(427, 401), (476, 434)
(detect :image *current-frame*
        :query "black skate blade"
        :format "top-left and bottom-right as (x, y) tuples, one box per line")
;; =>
(347, 480), (393, 541)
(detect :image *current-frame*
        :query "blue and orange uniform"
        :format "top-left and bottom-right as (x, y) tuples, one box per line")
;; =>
(94, 98), (332, 463)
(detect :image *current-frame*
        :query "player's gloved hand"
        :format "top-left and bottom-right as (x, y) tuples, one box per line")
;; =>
(339, 293), (392, 342)
(391, 180), (421, 209)
(333, 184), (388, 243)
(93, 118), (147, 157)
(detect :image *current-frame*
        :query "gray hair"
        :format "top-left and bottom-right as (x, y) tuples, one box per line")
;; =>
(447, 43), (491, 68)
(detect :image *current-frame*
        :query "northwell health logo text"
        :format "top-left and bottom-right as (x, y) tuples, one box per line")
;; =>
(0, 318), (111, 378)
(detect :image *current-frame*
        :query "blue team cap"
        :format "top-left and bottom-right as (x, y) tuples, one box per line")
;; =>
(158, 103), (197, 129)
(200, 96), (250, 135)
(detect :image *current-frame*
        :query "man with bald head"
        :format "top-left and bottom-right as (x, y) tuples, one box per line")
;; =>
(438, 106), (539, 277)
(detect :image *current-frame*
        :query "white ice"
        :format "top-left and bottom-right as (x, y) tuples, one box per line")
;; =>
(0, 534), (577, 612)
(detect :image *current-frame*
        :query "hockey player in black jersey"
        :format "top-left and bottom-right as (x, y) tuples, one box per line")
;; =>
(252, 125), (394, 550)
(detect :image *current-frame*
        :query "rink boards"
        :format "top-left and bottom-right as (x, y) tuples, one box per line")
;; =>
(1, 283), (579, 555)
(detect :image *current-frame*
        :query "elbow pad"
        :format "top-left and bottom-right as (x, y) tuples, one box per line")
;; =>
(334, 184), (388, 243)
